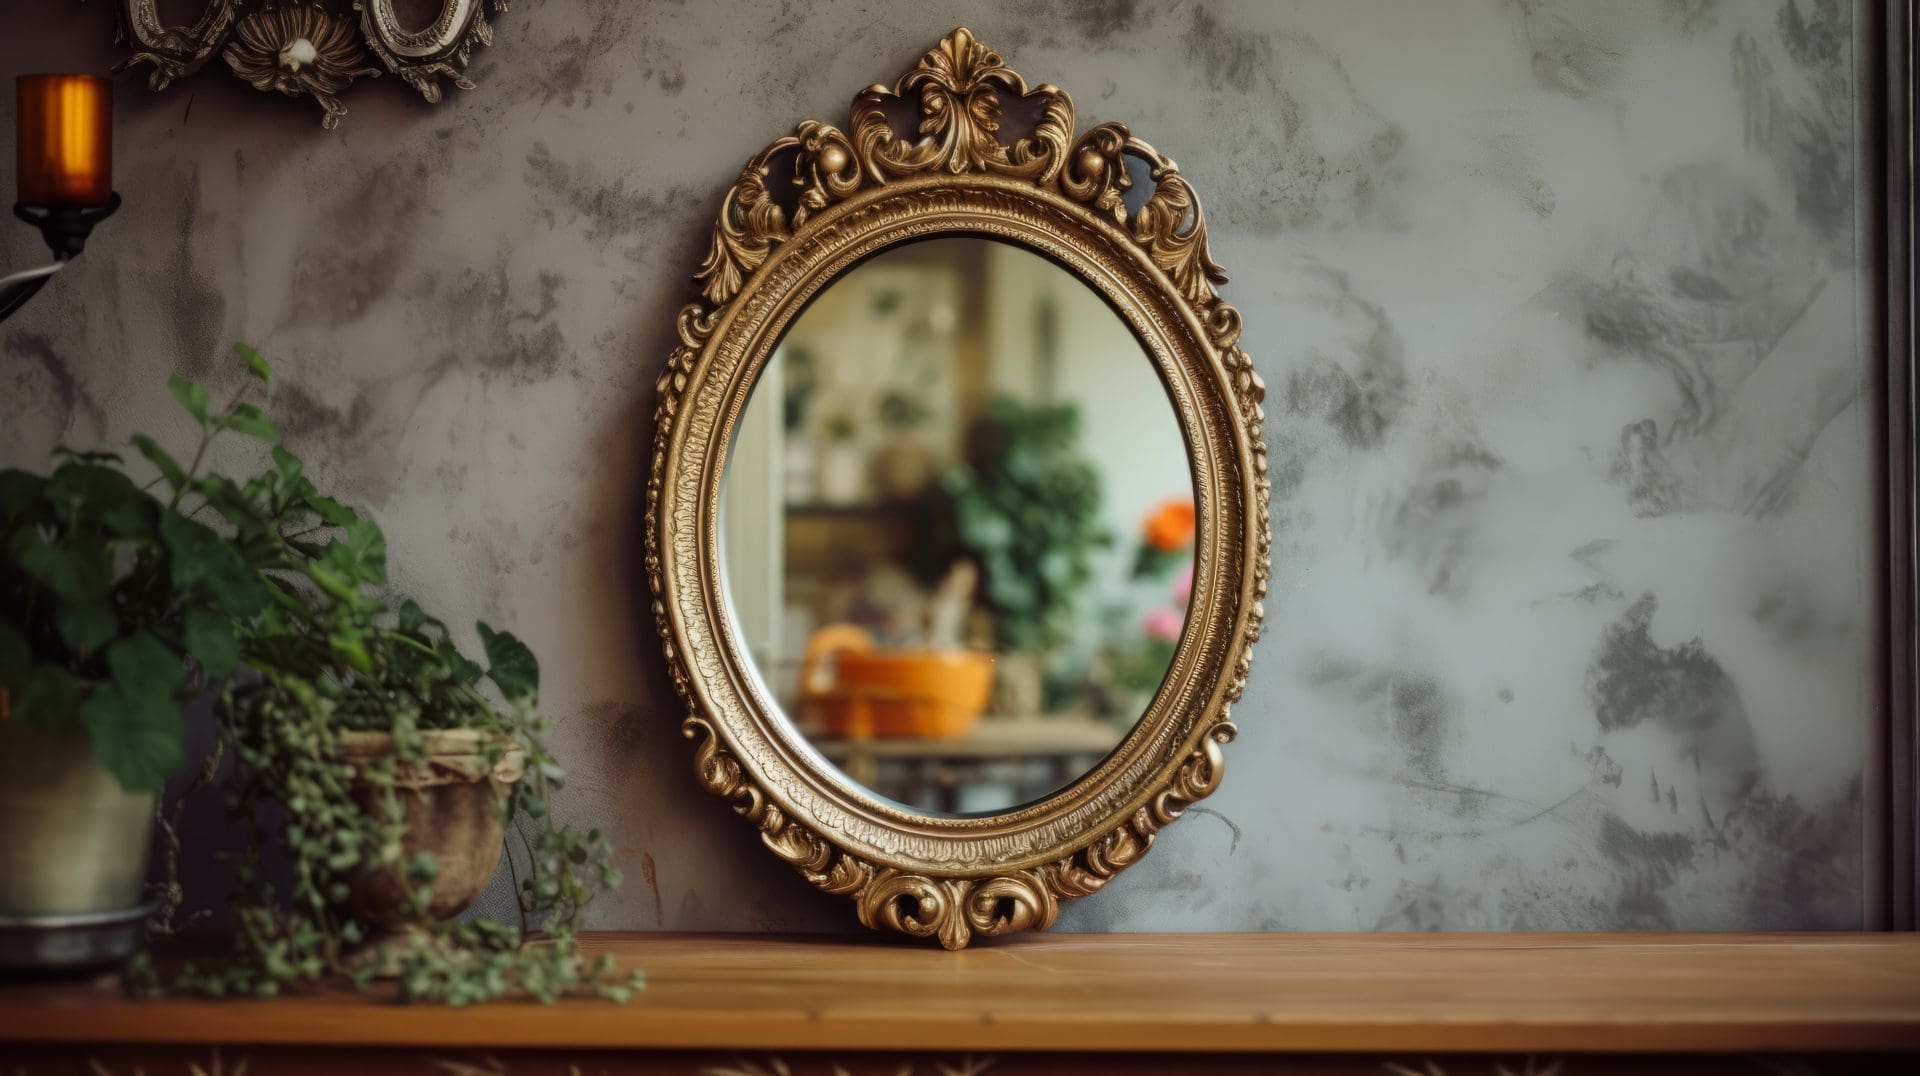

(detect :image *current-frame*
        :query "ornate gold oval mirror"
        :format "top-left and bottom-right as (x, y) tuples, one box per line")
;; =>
(649, 28), (1269, 947)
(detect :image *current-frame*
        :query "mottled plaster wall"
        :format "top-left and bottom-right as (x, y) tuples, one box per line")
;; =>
(0, 0), (1878, 931)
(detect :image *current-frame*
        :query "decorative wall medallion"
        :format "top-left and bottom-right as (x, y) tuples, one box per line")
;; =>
(109, 1), (505, 129)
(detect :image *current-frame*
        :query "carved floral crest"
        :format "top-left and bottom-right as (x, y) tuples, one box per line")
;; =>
(649, 28), (1270, 948)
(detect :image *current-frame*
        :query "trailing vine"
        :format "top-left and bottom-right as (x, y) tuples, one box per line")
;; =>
(125, 345), (637, 1004)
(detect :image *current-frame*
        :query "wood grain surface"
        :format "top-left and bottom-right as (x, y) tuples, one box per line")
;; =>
(1, 933), (1916, 1055)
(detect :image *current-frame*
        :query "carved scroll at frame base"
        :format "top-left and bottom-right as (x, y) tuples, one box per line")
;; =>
(111, 1), (506, 129)
(650, 28), (1270, 949)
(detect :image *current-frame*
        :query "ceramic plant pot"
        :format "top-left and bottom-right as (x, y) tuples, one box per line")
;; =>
(798, 625), (995, 740)
(817, 442), (868, 504)
(0, 719), (156, 972)
(332, 729), (525, 933)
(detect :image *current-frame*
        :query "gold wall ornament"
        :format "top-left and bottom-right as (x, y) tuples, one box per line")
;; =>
(649, 27), (1270, 949)
(109, 1), (505, 129)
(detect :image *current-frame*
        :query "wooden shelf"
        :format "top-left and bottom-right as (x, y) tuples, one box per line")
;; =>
(3, 932), (1918, 1064)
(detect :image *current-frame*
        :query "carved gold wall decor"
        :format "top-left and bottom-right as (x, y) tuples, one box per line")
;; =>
(110, 1), (504, 129)
(648, 27), (1269, 948)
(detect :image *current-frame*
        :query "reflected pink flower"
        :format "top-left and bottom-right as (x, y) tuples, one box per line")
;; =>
(1143, 605), (1184, 642)
(1172, 564), (1193, 607)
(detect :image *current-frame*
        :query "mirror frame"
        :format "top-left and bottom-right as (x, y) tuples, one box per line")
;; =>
(648, 27), (1270, 948)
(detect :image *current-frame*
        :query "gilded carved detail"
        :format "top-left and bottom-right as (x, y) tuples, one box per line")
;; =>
(111, 1), (505, 129)
(650, 28), (1269, 949)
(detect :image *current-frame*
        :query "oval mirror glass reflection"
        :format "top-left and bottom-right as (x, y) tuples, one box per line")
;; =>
(720, 237), (1193, 815)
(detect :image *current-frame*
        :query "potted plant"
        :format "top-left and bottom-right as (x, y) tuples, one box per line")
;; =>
(816, 408), (866, 505)
(0, 347), (279, 970)
(129, 347), (634, 1003)
(872, 389), (939, 501)
(926, 395), (1110, 714)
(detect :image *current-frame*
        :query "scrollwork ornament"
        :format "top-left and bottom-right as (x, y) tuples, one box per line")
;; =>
(851, 27), (1074, 184)
(107, 1), (506, 129)
(650, 28), (1270, 948)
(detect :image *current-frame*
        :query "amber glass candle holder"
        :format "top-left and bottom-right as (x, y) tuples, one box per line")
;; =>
(15, 74), (112, 207)
(3, 74), (120, 322)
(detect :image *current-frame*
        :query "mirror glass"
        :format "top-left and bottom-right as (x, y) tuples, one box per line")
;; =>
(720, 237), (1193, 815)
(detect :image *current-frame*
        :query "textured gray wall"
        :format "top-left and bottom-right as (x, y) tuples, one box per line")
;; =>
(0, 0), (1877, 932)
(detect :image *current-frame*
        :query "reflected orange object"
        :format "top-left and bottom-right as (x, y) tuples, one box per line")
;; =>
(798, 625), (994, 740)
(15, 75), (112, 207)
(1143, 497), (1196, 552)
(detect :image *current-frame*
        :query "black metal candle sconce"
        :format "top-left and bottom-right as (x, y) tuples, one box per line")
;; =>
(0, 195), (121, 323)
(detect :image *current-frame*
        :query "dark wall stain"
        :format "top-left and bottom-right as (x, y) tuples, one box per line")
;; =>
(1573, 743), (1624, 787)
(1726, 779), (1860, 928)
(1608, 418), (1685, 518)
(1598, 813), (1694, 929)
(541, 4), (682, 107)
(1305, 655), (1458, 787)
(1182, 7), (1271, 94)
(1283, 269), (1408, 450)
(167, 168), (226, 374)
(1512, 0), (1627, 102)
(1053, 0), (1144, 44)
(524, 141), (694, 265)
(408, 263), (569, 386)
(288, 163), (423, 326)
(5, 330), (105, 435)
(1587, 594), (1759, 804)
(1381, 442), (1503, 598)
(1390, 674), (1451, 783)
(1768, 0), (1852, 243)
(1178, 8), (1404, 232)
(275, 379), (376, 443)
(1589, 594), (1737, 734)
(1576, 163), (1835, 508)
(1663, 0), (1721, 35)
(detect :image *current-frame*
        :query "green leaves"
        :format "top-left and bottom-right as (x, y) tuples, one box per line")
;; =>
(172, 347), (275, 446)
(16, 342), (643, 1005)
(168, 376), (211, 428)
(44, 463), (151, 538)
(159, 511), (267, 617)
(396, 599), (439, 635)
(326, 627), (373, 675)
(3, 342), (307, 795)
(236, 342), (271, 384)
(131, 435), (187, 492)
(53, 598), (118, 654)
(270, 445), (302, 487)
(14, 666), (81, 730)
(184, 607), (239, 680)
(307, 495), (359, 527)
(306, 520), (386, 615)
(219, 402), (279, 442)
(0, 469), (47, 525)
(478, 622), (538, 703)
(10, 525), (113, 600)
(0, 621), (27, 689)
(934, 394), (1111, 655)
(81, 633), (186, 792)
(335, 520), (387, 585)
